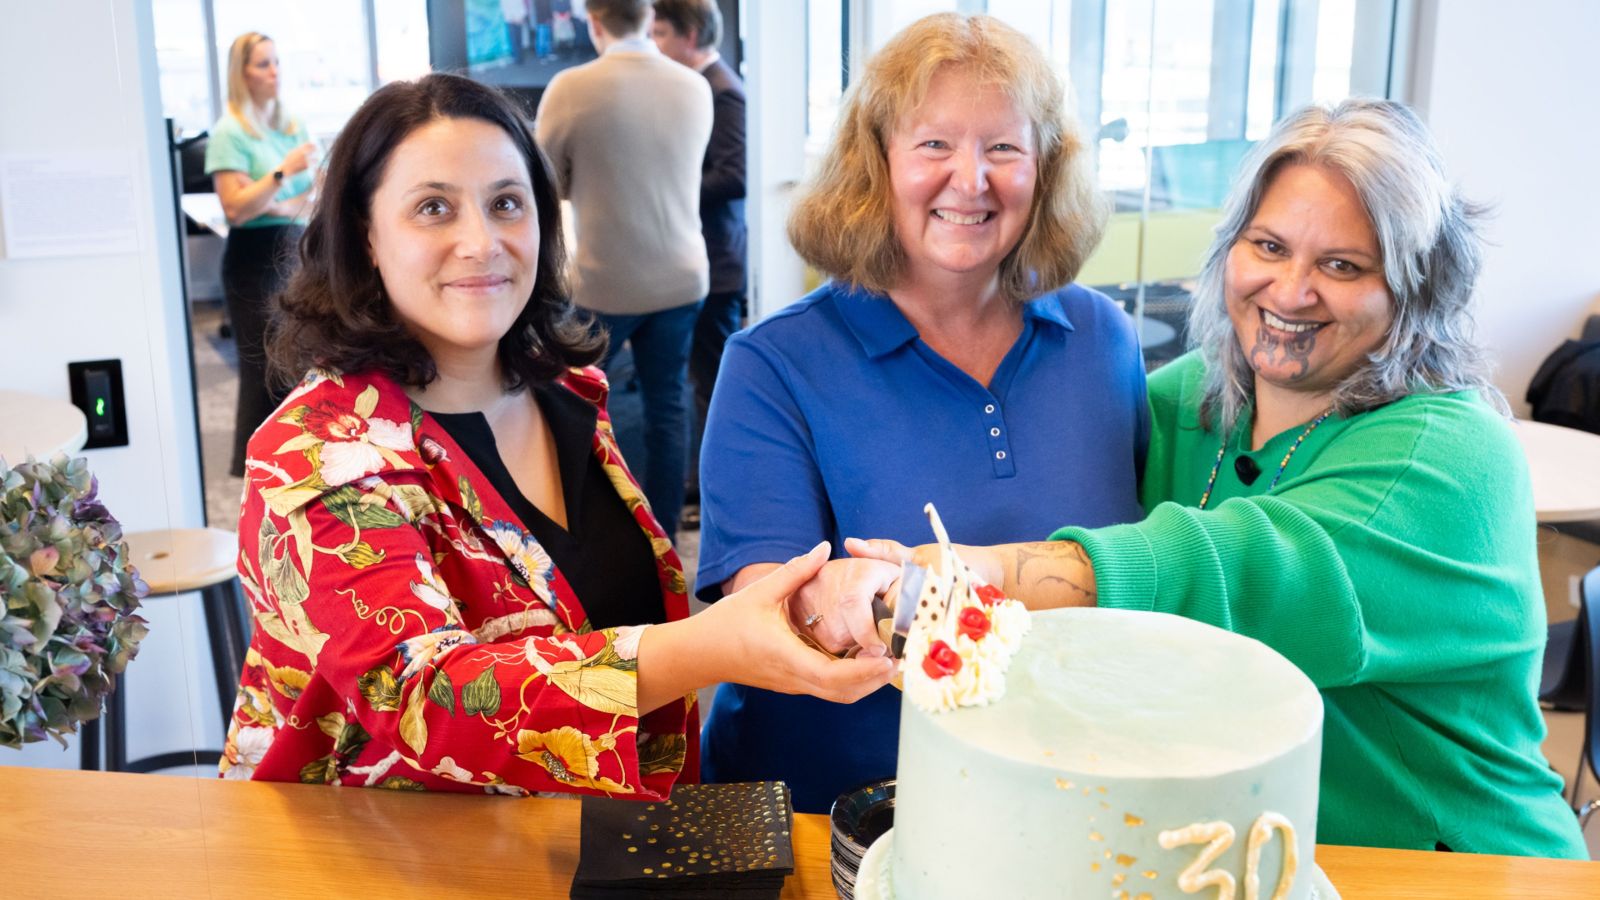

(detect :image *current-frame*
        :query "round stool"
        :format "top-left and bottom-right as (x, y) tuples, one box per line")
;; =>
(80, 527), (248, 773)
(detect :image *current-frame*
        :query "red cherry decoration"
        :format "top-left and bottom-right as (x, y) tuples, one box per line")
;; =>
(957, 606), (991, 642)
(974, 583), (1006, 606)
(921, 640), (963, 679)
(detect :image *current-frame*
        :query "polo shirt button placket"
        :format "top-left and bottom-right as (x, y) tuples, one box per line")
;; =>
(984, 399), (1015, 477)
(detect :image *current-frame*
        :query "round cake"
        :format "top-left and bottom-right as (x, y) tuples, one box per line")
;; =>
(886, 606), (1323, 900)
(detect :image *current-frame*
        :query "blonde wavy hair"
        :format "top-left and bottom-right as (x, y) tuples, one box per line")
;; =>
(788, 13), (1106, 304)
(225, 32), (295, 138)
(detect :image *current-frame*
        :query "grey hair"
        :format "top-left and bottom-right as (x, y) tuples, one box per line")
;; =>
(1186, 97), (1501, 433)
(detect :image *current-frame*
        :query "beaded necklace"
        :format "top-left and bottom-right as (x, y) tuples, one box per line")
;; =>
(1198, 409), (1334, 510)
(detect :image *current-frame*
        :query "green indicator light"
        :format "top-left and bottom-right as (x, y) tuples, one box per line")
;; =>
(96, 398), (106, 417)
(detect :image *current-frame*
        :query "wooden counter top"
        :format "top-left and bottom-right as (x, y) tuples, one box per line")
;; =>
(3, 766), (1593, 898)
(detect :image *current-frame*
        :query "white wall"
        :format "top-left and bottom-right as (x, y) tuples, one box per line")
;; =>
(1, 2), (217, 768)
(745, 1), (809, 320)
(1407, 0), (1600, 416)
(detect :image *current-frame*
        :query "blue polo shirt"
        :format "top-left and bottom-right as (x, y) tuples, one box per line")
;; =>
(696, 280), (1150, 813)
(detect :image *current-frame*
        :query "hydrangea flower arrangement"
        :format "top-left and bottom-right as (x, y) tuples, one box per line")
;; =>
(0, 454), (148, 748)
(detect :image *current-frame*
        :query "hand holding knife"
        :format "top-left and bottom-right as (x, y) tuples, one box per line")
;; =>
(869, 561), (932, 660)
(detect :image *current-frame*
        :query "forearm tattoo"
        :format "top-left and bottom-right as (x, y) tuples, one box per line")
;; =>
(1012, 541), (1096, 607)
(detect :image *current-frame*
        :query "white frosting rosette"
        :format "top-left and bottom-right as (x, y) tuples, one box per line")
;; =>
(901, 503), (1031, 714)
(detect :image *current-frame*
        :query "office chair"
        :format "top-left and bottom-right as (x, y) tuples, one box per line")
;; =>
(1582, 313), (1600, 343)
(173, 130), (232, 338)
(1542, 595), (1586, 713)
(1577, 564), (1599, 831)
(1540, 561), (1599, 831)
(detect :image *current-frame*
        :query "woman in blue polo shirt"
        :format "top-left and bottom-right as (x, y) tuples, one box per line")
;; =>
(205, 31), (317, 477)
(695, 13), (1149, 814)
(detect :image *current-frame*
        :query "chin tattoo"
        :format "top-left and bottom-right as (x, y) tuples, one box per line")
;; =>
(1250, 325), (1314, 380)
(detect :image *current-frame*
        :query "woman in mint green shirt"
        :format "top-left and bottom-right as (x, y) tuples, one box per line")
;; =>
(844, 99), (1586, 858)
(204, 31), (317, 477)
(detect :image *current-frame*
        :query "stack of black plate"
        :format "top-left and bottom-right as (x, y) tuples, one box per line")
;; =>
(828, 779), (896, 899)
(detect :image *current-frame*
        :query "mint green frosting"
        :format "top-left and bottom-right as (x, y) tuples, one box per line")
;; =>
(891, 607), (1323, 899)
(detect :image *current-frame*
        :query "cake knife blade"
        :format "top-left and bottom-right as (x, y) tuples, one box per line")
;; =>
(886, 561), (927, 659)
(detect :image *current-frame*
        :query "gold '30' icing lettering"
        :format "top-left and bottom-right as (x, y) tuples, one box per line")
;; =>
(1157, 813), (1297, 900)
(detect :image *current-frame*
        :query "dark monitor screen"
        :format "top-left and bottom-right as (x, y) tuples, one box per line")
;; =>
(428, 0), (741, 110)
(428, 0), (597, 110)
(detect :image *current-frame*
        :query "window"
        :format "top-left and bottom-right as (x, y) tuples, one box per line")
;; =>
(807, 0), (845, 146)
(153, 0), (408, 142)
(212, 0), (374, 140)
(374, 0), (432, 86)
(1244, 0), (1282, 140)
(153, 0), (214, 138)
(867, 0), (962, 42)
(1312, 0), (1358, 102)
(1098, 0), (1217, 195)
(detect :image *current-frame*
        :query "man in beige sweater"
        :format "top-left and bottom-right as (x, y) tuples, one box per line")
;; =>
(536, 0), (712, 539)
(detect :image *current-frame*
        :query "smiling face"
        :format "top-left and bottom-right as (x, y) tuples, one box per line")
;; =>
(366, 116), (538, 370)
(243, 39), (279, 105)
(1225, 163), (1394, 405)
(886, 67), (1037, 291)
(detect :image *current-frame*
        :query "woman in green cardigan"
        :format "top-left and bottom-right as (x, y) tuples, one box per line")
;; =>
(841, 98), (1587, 858)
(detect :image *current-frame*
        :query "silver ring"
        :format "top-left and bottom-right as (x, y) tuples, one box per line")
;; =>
(803, 613), (824, 628)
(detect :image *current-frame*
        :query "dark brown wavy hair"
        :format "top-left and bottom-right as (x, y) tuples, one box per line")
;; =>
(268, 72), (603, 391)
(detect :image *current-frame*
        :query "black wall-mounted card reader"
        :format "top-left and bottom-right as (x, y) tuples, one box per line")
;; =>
(68, 359), (129, 449)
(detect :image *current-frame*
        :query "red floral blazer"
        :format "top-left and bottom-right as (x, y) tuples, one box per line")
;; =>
(220, 367), (696, 798)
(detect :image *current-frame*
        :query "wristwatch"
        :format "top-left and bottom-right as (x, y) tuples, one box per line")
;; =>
(272, 169), (284, 183)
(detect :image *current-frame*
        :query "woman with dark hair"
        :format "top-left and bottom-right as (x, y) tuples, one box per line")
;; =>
(695, 13), (1148, 813)
(221, 73), (891, 796)
(846, 98), (1587, 857)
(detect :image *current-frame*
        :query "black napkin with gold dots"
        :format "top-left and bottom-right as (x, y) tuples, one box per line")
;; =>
(571, 781), (795, 898)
